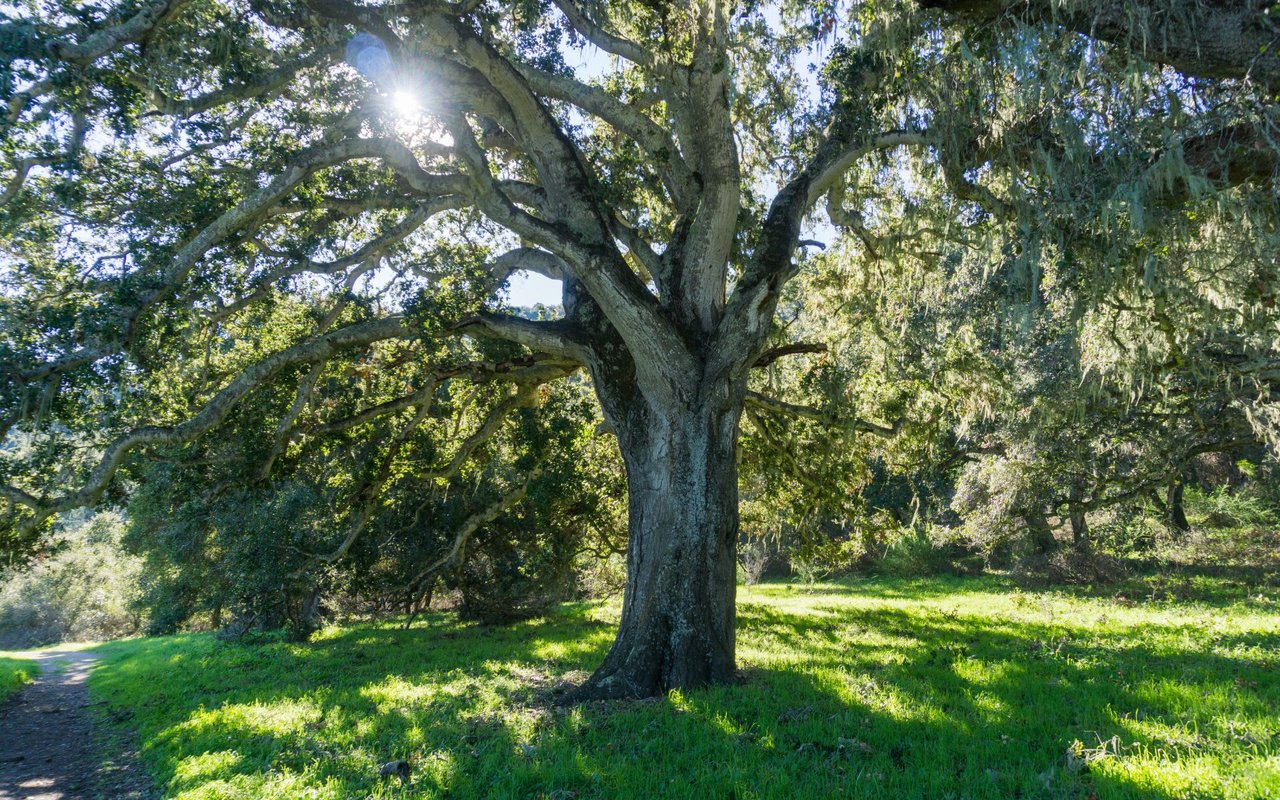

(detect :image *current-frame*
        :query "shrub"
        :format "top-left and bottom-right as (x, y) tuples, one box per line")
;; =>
(738, 537), (774, 585)
(1013, 548), (1129, 587)
(0, 511), (144, 647)
(874, 524), (969, 577)
(0, 656), (34, 702)
(1189, 487), (1279, 530)
(574, 551), (627, 599)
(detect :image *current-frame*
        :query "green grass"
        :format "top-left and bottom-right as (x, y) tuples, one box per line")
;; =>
(89, 576), (1280, 799)
(0, 655), (35, 702)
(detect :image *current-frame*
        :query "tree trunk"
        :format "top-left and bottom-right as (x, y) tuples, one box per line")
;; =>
(288, 586), (322, 641)
(567, 369), (743, 700)
(1025, 504), (1057, 555)
(1166, 480), (1189, 533)
(1068, 481), (1089, 549)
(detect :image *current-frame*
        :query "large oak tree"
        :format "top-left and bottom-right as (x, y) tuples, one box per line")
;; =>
(2, 0), (1276, 698)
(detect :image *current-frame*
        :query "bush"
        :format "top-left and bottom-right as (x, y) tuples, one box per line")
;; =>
(1013, 548), (1129, 587)
(874, 525), (970, 577)
(0, 656), (34, 702)
(0, 511), (144, 648)
(738, 537), (774, 585)
(1189, 487), (1279, 530)
(575, 551), (627, 598)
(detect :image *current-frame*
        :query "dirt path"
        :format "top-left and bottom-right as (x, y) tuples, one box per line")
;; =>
(0, 649), (153, 800)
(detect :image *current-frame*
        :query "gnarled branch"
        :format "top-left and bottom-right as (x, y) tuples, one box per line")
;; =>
(745, 391), (901, 438)
(4, 316), (416, 531)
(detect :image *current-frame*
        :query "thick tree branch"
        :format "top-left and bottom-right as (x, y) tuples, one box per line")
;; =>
(0, 112), (87, 206)
(751, 342), (828, 369)
(516, 63), (694, 207)
(675, 2), (741, 334)
(745, 391), (901, 438)
(715, 129), (928, 381)
(4, 316), (416, 530)
(452, 312), (585, 361)
(131, 47), (340, 117)
(609, 214), (667, 290)
(482, 247), (568, 284)
(257, 198), (464, 281)
(921, 0), (1280, 92)
(805, 130), (932, 209)
(16, 136), (479, 387)
(442, 108), (695, 387)
(307, 0), (698, 393)
(303, 355), (577, 437)
(33, 0), (188, 64)
(549, 0), (655, 66)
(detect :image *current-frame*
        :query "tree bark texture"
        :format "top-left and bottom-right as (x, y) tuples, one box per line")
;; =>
(567, 344), (745, 699)
(1166, 480), (1190, 533)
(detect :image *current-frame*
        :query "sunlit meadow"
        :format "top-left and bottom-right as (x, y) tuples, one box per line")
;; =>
(89, 576), (1280, 800)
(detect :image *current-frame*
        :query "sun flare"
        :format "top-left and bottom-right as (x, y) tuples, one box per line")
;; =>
(390, 89), (420, 118)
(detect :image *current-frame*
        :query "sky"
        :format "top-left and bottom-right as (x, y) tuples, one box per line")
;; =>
(505, 270), (564, 307)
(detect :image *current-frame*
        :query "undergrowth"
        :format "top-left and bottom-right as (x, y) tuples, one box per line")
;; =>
(0, 655), (34, 703)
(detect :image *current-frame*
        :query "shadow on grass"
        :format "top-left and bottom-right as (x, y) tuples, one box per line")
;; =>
(755, 575), (1014, 602)
(90, 580), (1280, 800)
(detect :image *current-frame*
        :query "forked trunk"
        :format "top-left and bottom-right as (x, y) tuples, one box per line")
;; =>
(568, 370), (743, 700)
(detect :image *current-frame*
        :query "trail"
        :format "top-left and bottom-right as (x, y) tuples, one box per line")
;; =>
(0, 648), (152, 800)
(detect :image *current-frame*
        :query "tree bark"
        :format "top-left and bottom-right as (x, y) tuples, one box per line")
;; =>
(566, 355), (744, 700)
(1166, 480), (1190, 533)
(1068, 481), (1089, 549)
(1025, 504), (1058, 555)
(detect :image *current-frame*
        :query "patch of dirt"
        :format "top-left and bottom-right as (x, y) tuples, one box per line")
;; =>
(0, 648), (154, 800)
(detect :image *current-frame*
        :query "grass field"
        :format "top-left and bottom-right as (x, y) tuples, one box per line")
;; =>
(0, 655), (34, 703)
(88, 576), (1280, 800)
